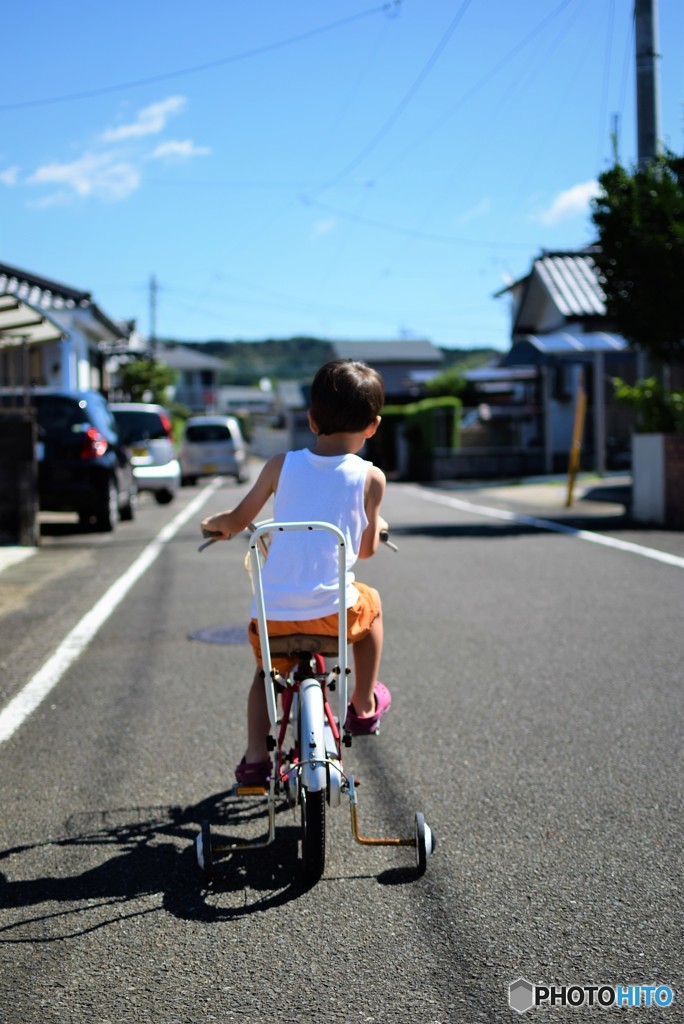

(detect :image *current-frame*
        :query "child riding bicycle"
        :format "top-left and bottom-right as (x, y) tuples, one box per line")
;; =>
(200, 359), (392, 785)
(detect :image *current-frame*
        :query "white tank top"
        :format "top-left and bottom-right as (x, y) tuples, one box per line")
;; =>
(252, 448), (370, 620)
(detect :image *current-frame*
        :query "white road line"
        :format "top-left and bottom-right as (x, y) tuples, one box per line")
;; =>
(0, 479), (223, 746)
(402, 485), (684, 570)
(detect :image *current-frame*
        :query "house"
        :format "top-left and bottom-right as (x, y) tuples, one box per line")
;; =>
(157, 343), (226, 412)
(330, 340), (444, 402)
(0, 260), (128, 392)
(493, 249), (638, 473)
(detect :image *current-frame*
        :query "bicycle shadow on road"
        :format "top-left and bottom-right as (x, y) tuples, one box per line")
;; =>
(0, 790), (323, 939)
(389, 513), (634, 539)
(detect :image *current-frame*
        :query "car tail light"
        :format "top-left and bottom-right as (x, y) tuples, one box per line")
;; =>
(80, 427), (109, 460)
(160, 412), (174, 441)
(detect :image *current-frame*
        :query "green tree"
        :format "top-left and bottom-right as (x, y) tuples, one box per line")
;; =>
(120, 358), (177, 403)
(613, 376), (684, 433)
(590, 152), (684, 364)
(424, 366), (465, 398)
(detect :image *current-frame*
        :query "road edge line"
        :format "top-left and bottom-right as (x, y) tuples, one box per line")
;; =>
(0, 479), (223, 746)
(401, 485), (684, 570)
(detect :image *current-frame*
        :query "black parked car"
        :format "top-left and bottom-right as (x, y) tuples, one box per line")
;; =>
(1, 389), (136, 532)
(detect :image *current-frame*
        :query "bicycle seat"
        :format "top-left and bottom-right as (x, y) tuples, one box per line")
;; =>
(267, 633), (340, 657)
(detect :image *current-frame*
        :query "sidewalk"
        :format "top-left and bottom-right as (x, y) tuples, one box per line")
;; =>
(0, 545), (36, 575)
(439, 472), (632, 524)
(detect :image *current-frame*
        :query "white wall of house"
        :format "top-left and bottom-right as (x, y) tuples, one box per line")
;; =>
(38, 310), (111, 391)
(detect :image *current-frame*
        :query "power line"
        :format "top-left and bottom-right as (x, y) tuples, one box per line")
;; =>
(0, 2), (402, 113)
(374, 0), (576, 179)
(597, 0), (617, 167)
(312, 0), (475, 194)
(298, 195), (534, 249)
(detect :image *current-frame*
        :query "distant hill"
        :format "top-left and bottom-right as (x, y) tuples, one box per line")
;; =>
(439, 347), (500, 371)
(160, 337), (500, 385)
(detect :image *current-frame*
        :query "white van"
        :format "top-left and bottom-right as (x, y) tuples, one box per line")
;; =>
(179, 415), (248, 485)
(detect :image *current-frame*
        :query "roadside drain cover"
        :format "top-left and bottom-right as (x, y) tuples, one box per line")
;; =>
(187, 624), (248, 645)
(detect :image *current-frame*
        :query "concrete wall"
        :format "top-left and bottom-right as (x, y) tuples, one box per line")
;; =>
(632, 433), (684, 529)
(632, 434), (664, 523)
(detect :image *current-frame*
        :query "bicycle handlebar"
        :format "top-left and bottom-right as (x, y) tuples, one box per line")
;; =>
(379, 529), (398, 552)
(199, 524), (397, 552)
(198, 531), (221, 552)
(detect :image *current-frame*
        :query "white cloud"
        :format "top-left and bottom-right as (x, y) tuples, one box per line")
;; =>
(22, 94), (210, 206)
(0, 166), (20, 186)
(148, 139), (212, 160)
(102, 96), (187, 142)
(27, 152), (140, 202)
(538, 180), (600, 226)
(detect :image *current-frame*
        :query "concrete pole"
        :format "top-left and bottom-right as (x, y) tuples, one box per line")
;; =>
(149, 274), (158, 354)
(635, 0), (661, 166)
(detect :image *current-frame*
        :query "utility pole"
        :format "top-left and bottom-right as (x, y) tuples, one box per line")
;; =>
(149, 274), (158, 354)
(635, 0), (661, 166)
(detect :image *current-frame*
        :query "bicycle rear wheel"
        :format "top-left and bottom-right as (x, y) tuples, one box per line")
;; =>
(300, 786), (326, 882)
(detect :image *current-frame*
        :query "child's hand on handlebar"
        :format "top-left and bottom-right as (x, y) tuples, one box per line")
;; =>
(378, 519), (398, 551)
(200, 511), (234, 542)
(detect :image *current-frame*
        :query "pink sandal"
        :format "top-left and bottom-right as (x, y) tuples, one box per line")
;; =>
(235, 757), (271, 785)
(346, 682), (391, 735)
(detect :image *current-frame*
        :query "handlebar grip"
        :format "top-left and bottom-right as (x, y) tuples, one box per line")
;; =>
(198, 537), (219, 552)
(379, 529), (398, 552)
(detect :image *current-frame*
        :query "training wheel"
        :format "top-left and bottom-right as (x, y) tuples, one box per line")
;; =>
(196, 819), (214, 881)
(414, 812), (435, 875)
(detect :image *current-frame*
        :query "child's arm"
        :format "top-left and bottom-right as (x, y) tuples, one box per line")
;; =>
(200, 454), (284, 540)
(358, 465), (387, 559)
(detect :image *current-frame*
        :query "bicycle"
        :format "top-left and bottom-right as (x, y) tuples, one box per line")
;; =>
(195, 519), (435, 883)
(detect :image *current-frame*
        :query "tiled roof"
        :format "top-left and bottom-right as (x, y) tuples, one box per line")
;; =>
(159, 344), (226, 371)
(0, 260), (124, 338)
(331, 340), (443, 364)
(0, 261), (90, 311)
(533, 252), (606, 318)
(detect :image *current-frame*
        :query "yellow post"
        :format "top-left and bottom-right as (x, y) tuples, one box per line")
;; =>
(566, 371), (587, 507)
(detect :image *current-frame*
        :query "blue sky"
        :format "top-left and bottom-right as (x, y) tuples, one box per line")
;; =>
(1, 1), (682, 351)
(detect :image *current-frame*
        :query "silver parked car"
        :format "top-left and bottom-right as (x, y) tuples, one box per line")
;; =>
(110, 403), (181, 504)
(179, 415), (248, 485)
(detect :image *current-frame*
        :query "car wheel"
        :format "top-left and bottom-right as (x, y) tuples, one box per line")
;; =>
(93, 479), (120, 532)
(154, 489), (174, 505)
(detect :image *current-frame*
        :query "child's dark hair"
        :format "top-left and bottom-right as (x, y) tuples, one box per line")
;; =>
(310, 359), (384, 435)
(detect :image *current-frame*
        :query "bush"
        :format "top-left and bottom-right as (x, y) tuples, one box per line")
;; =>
(613, 377), (684, 434)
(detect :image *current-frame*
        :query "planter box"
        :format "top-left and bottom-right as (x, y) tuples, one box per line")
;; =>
(632, 433), (684, 529)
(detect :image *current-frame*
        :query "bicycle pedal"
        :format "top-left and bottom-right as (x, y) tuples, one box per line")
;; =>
(234, 784), (268, 796)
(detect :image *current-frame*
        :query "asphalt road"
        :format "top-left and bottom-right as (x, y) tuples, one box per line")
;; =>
(0, 476), (682, 1023)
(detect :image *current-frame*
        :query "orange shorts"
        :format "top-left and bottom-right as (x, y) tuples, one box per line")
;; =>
(248, 581), (381, 674)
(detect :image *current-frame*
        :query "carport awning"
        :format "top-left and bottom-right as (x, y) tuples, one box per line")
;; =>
(0, 294), (65, 348)
(501, 331), (633, 369)
(516, 331), (626, 354)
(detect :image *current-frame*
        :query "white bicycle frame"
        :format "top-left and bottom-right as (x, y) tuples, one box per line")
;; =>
(196, 519), (435, 879)
(248, 520), (349, 794)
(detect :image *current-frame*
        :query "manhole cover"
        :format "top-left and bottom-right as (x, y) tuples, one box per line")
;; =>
(187, 624), (248, 645)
